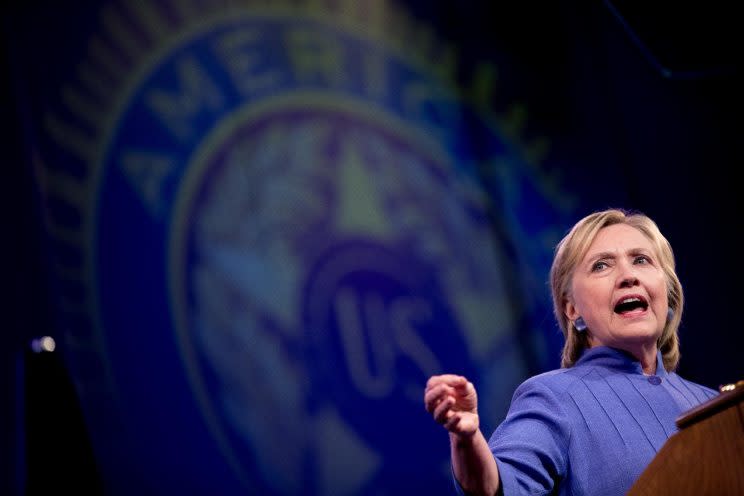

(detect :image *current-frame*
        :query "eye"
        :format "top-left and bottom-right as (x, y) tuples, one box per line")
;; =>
(591, 260), (609, 272)
(634, 255), (650, 265)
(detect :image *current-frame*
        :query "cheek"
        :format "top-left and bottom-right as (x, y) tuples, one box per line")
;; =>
(574, 282), (605, 317)
(577, 279), (607, 300)
(651, 274), (668, 299)
(571, 282), (592, 310)
(650, 275), (669, 313)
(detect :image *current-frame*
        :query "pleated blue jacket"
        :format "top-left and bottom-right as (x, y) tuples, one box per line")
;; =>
(457, 346), (717, 495)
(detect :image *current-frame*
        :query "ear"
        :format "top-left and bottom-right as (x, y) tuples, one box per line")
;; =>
(564, 298), (580, 322)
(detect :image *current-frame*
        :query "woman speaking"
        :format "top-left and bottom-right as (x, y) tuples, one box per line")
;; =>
(424, 208), (717, 495)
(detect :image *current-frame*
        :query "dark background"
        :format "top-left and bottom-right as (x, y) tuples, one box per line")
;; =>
(427, 0), (743, 386)
(2, 1), (742, 493)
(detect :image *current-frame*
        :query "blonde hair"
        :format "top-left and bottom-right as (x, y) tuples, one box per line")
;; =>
(549, 208), (682, 371)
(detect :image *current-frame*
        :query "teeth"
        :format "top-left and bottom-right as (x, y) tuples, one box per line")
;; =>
(620, 297), (641, 304)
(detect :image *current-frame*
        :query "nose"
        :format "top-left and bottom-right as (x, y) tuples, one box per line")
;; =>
(617, 260), (640, 288)
(619, 276), (639, 288)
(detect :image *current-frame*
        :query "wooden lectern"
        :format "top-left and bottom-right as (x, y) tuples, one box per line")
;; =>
(627, 381), (744, 495)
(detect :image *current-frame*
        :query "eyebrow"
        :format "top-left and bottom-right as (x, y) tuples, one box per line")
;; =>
(586, 251), (614, 262)
(585, 248), (652, 264)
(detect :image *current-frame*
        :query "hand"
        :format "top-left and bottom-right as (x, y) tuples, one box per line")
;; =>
(424, 374), (479, 437)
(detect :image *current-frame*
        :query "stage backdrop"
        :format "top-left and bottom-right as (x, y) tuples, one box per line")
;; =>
(6, 1), (582, 494)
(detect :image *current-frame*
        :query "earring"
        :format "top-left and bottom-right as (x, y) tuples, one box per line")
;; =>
(667, 308), (674, 322)
(574, 317), (587, 332)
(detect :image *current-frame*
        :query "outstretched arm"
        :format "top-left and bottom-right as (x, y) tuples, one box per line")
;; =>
(425, 375), (500, 496)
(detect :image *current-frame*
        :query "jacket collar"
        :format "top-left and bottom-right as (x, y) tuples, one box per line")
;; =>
(575, 346), (667, 377)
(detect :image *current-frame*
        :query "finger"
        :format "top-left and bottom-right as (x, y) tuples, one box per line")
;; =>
(433, 396), (455, 424)
(424, 395), (440, 415)
(424, 395), (441, 415)
(452, 380), (475, 394)
(444, 412), (462, 431)
(424, 383), (455, 412)
(426, 374), (468, 389)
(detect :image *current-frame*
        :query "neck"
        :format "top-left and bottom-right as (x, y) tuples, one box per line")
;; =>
(589, 338), (659, 375)
(637, 346), (658, 375)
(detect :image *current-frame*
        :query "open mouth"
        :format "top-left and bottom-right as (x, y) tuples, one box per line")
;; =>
(614, 296), (648, 314)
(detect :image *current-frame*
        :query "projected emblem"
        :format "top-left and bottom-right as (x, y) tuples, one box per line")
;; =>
(34, 1), (573, 494)
(173, 101), (509, 493)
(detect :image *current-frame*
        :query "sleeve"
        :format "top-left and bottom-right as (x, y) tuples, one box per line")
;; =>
(487, 377), (571, 496)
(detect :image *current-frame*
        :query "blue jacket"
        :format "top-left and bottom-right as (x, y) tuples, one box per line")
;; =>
(457, 346), (717, 495)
